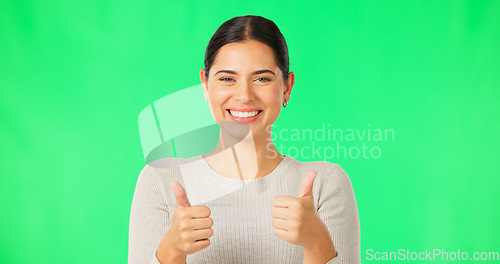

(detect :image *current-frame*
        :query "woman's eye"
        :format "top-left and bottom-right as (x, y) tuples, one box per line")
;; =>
(256, 77), (271, 82)
(219, 77), (234, 82)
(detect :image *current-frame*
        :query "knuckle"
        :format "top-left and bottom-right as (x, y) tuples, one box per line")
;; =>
(201, 239), (210, 250)
(179, 221), (189, 231)
(204, 206), (211, 216)
(194, 206), (210, 216)
(178, 209), (189, 218)
(180, 232), (189, 241)
(273, 196), (283, 205)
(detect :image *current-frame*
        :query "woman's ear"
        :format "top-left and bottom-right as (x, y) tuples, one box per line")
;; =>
(284, 71), (295, 102)
(200, 69), (209, 100)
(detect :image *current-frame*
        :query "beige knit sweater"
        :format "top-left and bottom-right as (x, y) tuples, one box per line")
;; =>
(128, 155), (360, 264)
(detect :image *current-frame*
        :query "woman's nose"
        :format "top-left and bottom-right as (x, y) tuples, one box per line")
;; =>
(233, 81), (254, 103)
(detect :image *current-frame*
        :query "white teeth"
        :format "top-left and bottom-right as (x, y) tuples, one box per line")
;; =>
(229, 110), (260, 118)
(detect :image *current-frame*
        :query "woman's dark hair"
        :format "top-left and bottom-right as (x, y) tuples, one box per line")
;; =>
(204, 15), (290, 82)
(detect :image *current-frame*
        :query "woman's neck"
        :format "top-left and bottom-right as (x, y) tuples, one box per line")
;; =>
(204, 131), (284, 180)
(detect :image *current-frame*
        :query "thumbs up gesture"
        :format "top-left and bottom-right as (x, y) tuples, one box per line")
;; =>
(156, 181), (213, 263)
(271, 171), (332, 250)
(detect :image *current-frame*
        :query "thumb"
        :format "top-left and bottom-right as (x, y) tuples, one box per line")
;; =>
(171, 181), (191, 207)
(298, 171), (317, 198)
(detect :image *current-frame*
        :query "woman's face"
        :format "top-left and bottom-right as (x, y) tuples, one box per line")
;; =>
(200, 39), (294, 141)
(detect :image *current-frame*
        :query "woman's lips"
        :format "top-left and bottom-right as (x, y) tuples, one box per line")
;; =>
(226, 109), (262, 123)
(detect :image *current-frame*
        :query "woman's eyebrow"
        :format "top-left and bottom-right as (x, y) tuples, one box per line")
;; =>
(253, 69), (276, 75)
(214, 69), (276, 76)
(214, 70), (237, 76)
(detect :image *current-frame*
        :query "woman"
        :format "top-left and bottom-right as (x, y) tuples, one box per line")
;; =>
(129, 15), (360, 264)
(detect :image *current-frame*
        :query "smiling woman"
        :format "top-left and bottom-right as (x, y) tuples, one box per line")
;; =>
(128, 15), (361, 264)
(201, 39), (289, 158)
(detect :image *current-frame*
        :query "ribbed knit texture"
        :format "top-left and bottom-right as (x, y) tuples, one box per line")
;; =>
(128, 155), (360, 264)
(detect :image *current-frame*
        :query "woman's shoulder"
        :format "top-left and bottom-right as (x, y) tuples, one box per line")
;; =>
(145, 155), (202, 169)
(285, 156), (348, 180)
(138, 155), (204, 182)
(284, 156), (356, 210)
(285, 156), (353, 193)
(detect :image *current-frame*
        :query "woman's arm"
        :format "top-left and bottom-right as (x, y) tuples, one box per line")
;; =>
(128, 164), (171, 264)
(315, 164), (361, 264)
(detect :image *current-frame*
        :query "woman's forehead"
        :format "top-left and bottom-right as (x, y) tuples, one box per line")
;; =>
(211, 40), (279, 73)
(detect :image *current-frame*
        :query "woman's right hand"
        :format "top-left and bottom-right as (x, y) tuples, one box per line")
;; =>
(156, 181), (214, 264)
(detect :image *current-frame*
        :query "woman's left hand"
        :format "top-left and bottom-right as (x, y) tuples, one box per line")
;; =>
(271, 171), (333, 249)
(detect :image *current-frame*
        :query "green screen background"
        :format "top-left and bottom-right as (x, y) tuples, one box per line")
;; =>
(1, 0), (499, 263)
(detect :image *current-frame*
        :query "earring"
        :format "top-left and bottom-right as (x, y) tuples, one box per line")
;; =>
(206, 98), (208, 103)
(282, 99), (288, 107)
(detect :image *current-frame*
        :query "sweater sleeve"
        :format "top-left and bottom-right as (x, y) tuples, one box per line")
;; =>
(128, 164), (170, 264)
(317, 164), (361, 264)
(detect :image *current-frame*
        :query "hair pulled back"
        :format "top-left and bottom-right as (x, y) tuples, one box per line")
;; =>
(204, 15), (290, 82)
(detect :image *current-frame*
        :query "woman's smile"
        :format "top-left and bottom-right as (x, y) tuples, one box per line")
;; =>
(226, 107), (263, 123)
